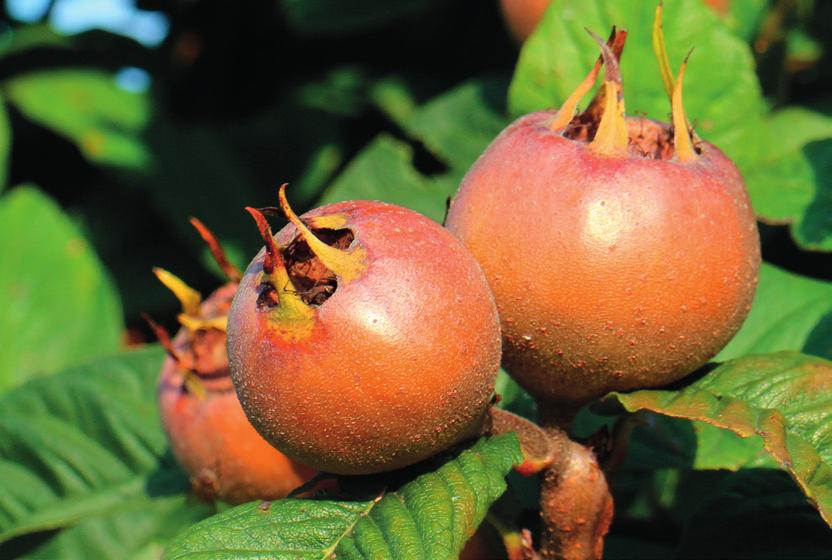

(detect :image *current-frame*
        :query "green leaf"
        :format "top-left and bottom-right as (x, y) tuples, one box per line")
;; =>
(319, 76), (510, 224)
(508, 0), (766, 164)
(7, 494), (212, 560)
(739, 107), (832, 251)
(719, 0), (769, 42)
(677, 469), (832, 559)
(397, 75), (509, 177)
(718, 263), (832, 361)
(0, 187), (123, 392)
(623, 413), (773, 471)
(0, 346), (194, 543)
(279, 0), (440, 36)
(4, 70), (150, 170)
(600, 352), (832, 525)
(319, 134), (455, 222)
(163, 434), (523, 560)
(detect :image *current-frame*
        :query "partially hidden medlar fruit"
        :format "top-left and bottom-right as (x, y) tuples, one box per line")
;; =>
(445, 29), (760, 408)
(227, 185), (501, 475)
(151, 218), (315, 504)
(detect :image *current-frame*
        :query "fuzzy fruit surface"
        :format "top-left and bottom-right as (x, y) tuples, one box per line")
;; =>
(158, 283), (315, 504)
(446, 111), (760, 406)
(227, 201), (501, 475)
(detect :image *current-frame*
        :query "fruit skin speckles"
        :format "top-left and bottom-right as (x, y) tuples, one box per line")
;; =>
(157, 282), (316, 504)
(228, 195), (502, 475)
(446, 112), (759, 407)
(153, 219), (314, 505)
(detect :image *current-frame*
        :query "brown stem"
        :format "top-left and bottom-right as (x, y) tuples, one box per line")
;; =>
(536, 406), (614, 560)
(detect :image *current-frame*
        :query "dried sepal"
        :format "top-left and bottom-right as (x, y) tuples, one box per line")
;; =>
(278, 184), (366, 283)
(153, 267), (202, 317)
(190, 217), (242, 282)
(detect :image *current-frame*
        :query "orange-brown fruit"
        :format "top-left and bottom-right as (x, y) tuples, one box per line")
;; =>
(153, 221), (315, 504)
(227, 186), (501, 475)
(499, 0), (551, 43)
(445, 27), (760, 407)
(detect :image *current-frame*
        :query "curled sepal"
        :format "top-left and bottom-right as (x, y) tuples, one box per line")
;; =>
(244, 207), (281, 277)
(587, 29), (628, 156)
(142, 313), (207, 399)
(672, 53), (697, 162)
(652, 2), (674, 101)
(548, 51), (604, 132)
(278, 184), (366, 283)
(244, 207), (297, 296)
(190, 217), (242, 282)
(141, 312), (180, 362)
(244, 205), (311, 323)
(153, 268), (202, 317)
(549, 27), (626, 132)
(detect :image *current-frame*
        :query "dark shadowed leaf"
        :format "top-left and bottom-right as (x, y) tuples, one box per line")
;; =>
(395, 75), (509, 178)
(599, 352), (832, 525)
(164, 434), (522, 560)
(0, 187), (123, 392)
(279, 0), (440, 36)
(319, 134), (455, 222)
(676, 469), (832, 559)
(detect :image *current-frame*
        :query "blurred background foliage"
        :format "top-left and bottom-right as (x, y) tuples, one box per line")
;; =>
(1, 0), (832, 557)
(0, 0), (830, 380)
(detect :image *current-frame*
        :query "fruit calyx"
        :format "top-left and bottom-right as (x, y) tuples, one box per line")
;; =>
(146, 219), (242, 396)
(245, 184), (366, 319)
(548, 16), (699, 162)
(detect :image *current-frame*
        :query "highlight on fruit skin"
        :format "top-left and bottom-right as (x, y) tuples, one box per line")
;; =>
(227, 185), (502, 475)
(445, 23), (760, 408)
(151, 219), (315, 504)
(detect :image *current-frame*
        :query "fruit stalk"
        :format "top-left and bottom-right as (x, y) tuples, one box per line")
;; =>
(536, 409), (613, 560)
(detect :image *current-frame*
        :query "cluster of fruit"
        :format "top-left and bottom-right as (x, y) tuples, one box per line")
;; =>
(148, 15), (760, 557)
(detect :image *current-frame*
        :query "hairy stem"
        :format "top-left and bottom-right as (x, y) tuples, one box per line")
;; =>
(536, 407), (614, 560)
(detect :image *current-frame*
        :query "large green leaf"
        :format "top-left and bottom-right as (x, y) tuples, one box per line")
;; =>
(508, 0), (766, 159)
(718, 263), (832, 361)
(4, 70), (150, 170)
(0, 346), (197, 544)
(718, 0), (769, 42)
(319, 134), (455, 222)
(7, 494), (212, 560)
(164, 434), (522, 560)
(0, 187), (123, 392)
(600, 352), (832, 525)
(739, 107), (832, 251)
